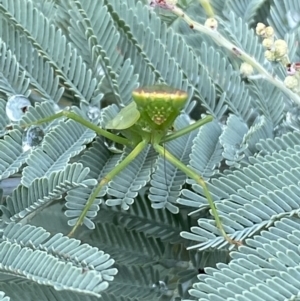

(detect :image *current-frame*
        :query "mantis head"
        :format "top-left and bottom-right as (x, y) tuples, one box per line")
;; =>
(105, 84), (188, 131)
(132, 85), (188, 127)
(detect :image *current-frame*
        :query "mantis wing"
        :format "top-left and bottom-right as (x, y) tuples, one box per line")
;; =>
(105, 101), (140, 130)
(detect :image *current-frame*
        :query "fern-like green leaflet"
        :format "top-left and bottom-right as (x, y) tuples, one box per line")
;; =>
(25, 85), (237, 245)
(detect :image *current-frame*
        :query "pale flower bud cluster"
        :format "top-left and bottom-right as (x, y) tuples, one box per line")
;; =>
(255, 22), (266, 36)
(256, 23), (274, 37)
(284, 63), (300, 93)
(284, 76), (299, 91)
(240, 62), (254, 77)
(149, 0), (177, 9)
(204, 18), (218, 30)
(255, 22), (298, 93)
(256, 22), (288, 62)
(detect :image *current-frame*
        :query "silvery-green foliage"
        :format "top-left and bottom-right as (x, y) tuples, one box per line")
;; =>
(0, 0), (299, 300)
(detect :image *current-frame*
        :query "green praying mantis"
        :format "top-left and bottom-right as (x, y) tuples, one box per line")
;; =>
(25, 84), (237, 245)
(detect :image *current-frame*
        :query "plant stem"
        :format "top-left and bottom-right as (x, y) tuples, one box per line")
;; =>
(171, 5), (300, 106)
(198, 0), (214, 17)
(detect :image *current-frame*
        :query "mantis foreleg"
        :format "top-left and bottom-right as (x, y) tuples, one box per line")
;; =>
(22, 110), (131, 146)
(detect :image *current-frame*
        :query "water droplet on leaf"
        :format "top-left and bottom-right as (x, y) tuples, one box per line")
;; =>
(151, 280), (168, 293)
(286, 10), (300, 29)
(22, 125), (44, 152)
(104, 138), (124, 153)
(285, 106), (300, 131)
(6, 95), (31, 121)
(87, 106), (100, 121)
(53, 103), (61, 113)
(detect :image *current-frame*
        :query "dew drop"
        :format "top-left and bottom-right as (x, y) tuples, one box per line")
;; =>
(104, 138), (124, 154)
(6, 95), (31, 121)
(285, 106), (300, 131)
(22, 125), (45, 152)
(151, 280), (168, 293)
(53, 103), (61, 113)
(87, 106), (101, 121)
(286, 10), (300, 29)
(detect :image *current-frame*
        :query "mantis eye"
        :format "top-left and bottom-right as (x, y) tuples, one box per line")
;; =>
(132, 84), (188, 125)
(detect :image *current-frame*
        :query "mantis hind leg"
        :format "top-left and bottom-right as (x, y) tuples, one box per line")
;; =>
(153, 143), (239, 245)
(68, 139), (149, 236)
